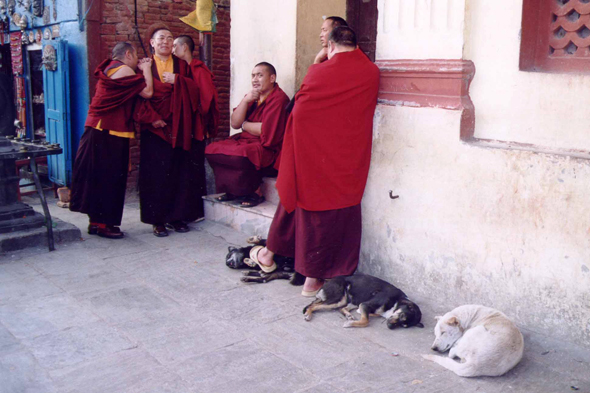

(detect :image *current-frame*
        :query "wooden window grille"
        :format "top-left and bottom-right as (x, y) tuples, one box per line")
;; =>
(520, 0), (590, 73)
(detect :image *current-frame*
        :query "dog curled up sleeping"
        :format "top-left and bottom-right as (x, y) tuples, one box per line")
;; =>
(422, 305), (524, 377)
(303, 274), (424, 329)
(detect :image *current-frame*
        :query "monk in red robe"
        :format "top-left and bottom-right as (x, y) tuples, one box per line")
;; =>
(248, 27), (380, 295)
(134, 27), (204, 237)
(205, 62), (290, 207)
(173, 35), (219, 141)
(70, 42), (154, 239)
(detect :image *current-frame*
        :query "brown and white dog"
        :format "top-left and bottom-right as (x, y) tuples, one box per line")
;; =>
(303, 274), (424, 329)
(422, 305), (524, 377)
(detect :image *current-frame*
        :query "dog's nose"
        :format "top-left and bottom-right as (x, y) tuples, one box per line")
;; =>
(431, 345), (438, 351)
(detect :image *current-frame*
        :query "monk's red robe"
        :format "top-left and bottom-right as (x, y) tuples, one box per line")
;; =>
(276, 48), (380, 213)
(205, 84), (290, 170)
(85, 59), (146, 134)
(189, 59), (219, 139)
(134, 56), (200, 150)
(71, 59), (146, 226)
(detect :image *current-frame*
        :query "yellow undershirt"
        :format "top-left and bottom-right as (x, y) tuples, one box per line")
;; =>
(154, 55), (173, 81)
(93, 65), (135, 139)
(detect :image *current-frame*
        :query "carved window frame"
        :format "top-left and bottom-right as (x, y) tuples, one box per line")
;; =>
(520, 0), (590, 73)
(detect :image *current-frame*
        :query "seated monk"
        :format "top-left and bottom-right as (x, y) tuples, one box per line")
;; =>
(205, 62), (290, 208)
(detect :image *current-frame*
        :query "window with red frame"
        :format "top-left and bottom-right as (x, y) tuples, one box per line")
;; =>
(520, 0), (590, 73)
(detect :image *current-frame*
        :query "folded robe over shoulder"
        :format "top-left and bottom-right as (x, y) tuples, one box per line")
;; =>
(190, 59), (219, 139)
(276, 48), (380, 213)
(134, 56), (200, 150)
(85, 59), (147, 133)
(205, 84), (289, 170)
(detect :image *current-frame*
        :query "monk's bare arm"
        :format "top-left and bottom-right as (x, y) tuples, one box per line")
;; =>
(230, 89), (260, 129)
(242, 121), (262, 136)
(110, 63), (153, 99)
(137, 59), (154, 98)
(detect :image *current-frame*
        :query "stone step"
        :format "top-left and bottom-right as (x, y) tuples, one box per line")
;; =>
(203, 194), (276, 238)
(203, 177), (280, 238)
(260, 177), (279, 205)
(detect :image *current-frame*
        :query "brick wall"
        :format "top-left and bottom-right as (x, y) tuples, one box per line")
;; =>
(89, 0), (231, 191)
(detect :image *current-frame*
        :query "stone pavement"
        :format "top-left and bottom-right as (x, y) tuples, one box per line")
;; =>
(1, 196), (589, 393)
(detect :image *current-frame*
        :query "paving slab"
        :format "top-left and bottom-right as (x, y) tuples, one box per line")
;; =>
(0, 195), (587, 392)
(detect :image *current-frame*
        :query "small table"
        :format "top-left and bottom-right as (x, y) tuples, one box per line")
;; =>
(0, 136), (63, 251)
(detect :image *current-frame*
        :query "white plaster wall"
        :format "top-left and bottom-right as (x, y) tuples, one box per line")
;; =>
(464, 0), (590, 151)
(376, 0), (465, 60)
(230, 0), (297, 132)
(362, 104), (590, 346)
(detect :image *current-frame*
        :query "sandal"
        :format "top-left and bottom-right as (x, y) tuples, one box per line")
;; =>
(216, 193), (235, 202)
(166, 221), (190, 233)
(248, 245), (277, 273)
(153, 224), (169, 237)
(241, 195), (265, 208)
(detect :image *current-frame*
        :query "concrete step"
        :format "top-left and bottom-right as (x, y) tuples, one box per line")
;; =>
(203, 177), (280, 237)
(260, 177), (279, 205)
(203, 194), (276, 237)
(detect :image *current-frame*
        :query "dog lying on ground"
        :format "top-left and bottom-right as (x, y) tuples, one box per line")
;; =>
(303, 274), (424, 329)
(225, 238), (304, 285)
(422, 304), (524, 377)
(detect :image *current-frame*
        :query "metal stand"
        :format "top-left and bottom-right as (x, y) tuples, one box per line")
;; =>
(29, 157), (55, 251)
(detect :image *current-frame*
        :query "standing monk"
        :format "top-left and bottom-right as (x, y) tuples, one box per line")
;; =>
(205, 62), (290, 208)
(314, 16), (347, 64)
(70, 42), (153, 239)
(248, 27), (380, 296)
(135, 27), (203, 237)
(173, 35), (219, 141)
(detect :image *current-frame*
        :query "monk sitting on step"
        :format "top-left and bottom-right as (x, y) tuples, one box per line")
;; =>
(205, 62), (290, 208)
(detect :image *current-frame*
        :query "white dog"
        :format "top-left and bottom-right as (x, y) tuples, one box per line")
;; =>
(422, 305), (524, 377)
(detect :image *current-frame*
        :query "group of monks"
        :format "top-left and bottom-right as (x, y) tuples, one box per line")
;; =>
(69, 16), (380, 296)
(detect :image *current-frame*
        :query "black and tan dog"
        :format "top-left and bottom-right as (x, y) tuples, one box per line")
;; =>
(303, 274), (424, 329)
(225, 238), (304, 285)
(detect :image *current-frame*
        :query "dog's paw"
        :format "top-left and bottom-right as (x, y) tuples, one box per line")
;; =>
(343, 321), (354, 328)
(304, 313), (312, 321)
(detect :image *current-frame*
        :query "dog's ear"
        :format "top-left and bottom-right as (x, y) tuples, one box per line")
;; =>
(434, 316), (442, 321)
(228, 246), (237, 252)
(447, 316), (460, 327)
(415, 322), (424, 328)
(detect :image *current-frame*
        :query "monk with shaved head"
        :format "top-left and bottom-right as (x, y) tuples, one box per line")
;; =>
(70, 42), (153, 239)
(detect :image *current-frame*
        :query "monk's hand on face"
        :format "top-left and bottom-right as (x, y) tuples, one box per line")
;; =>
(245, 89), (261, 103)
(162, 72), (176, 84)
(314, 47), (328, 64)
(152, 120), (167, 128)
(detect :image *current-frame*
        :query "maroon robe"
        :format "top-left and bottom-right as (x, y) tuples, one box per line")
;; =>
(205, 84), (290, 170)
(70, 59), (146, 226)
(134, 55), (207, 225)
(189, 59), (219, 139)
(267, 49), (380, 278)
(277, 48), (380, 213)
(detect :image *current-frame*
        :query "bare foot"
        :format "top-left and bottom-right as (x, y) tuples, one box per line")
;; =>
(302, 277), (324, 293)
(257, 247), (274, 268)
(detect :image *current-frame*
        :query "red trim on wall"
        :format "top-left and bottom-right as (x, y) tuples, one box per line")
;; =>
(375, 59), (476, 140)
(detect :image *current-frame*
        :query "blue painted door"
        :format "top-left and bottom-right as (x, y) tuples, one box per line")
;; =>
(42, 39), (72, 186)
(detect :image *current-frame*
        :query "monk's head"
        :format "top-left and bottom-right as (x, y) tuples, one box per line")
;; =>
(112, 42), (139, 70)
(327, 26), (357, 60)
(150, 28), (174, 57)
(173, 35), (194, 62)
(320, 16), (347, 48)
(251, 62), (276, 94)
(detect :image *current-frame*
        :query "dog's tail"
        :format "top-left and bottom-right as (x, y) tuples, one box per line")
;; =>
(421, 354), (477, 378)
